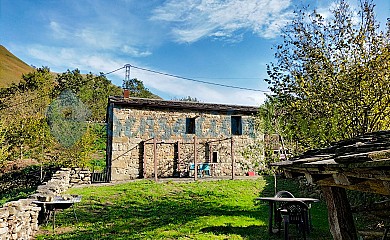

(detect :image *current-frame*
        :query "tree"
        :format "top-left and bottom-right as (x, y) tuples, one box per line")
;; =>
(265, 0), (390, 150)
(78, 73), (122, 122)
(54, 69), (85, 95)
(172, 96), (200, 102)
(122, 78), (158, 99)
(0, 120), (10, 167)
(0, 67), (55, 164)
(53, 69), (123, 121)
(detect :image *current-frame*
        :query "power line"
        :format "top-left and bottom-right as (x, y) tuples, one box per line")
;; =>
(102, 66), (125, 76)
(128, 64), (269, 93)
(192, 77), (261, 80)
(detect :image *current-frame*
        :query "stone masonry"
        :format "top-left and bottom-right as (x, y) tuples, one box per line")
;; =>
(0, 168), (90, 240)
(107, 97), (263, 181)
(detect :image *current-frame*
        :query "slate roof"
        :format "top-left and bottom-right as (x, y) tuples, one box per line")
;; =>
(108, 96), (259, 115)
(274, 130), (390, 168)
(273, 131), (390, 195)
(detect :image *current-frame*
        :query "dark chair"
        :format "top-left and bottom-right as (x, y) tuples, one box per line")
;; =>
(275, 191), (295, 198)
(274, 191), (295, 233)
(280, 201), (309, 240)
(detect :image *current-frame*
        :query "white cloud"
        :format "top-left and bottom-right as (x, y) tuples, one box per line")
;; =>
(26, 45), (124, 74)
(151, 0), (293, 43)
(122, 45), (152, 57)
(49, 21), (69, 39)
(75, 28), (119, 50)
(47, 16), (151, 58)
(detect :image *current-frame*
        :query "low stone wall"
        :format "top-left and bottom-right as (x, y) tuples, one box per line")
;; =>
(0, 168), (91, 240)
(32, 168), (91, 199)
(0, 199), (40, 240)
(69, 168), (91, 186)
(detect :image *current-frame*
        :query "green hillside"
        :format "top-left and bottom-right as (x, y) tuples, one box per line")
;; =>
(0, 45), (33, 88)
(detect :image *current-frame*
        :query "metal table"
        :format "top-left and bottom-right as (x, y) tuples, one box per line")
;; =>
(256, 197), (319, 234)
(33, 195), (82, 231)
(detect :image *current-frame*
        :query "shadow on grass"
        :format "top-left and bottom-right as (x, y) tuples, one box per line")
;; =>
(37, 177), (331, 240)
(200, 225), (282, 240)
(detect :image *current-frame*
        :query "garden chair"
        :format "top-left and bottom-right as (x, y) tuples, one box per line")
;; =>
(280, 201), (309, 240)
(274, 191), (295, 233)
(188, 163), (210, 177)
(199, 163), (211, 177)
(188, 163), (196, 177)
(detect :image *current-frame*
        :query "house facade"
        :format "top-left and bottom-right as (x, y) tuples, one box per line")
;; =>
(106, 96), (262, 181)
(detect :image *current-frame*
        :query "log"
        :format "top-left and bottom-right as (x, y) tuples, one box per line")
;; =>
(321, 186), (358, 240)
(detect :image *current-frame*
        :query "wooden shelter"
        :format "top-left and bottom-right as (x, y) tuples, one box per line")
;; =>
(273, 130), (390, 240)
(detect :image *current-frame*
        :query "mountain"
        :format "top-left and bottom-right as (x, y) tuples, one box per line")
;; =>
(0, 45), (33, 88)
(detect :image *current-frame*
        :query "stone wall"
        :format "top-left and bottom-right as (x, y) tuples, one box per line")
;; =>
(0, 200), (40, 240)
(110, 106), (263, 181)
(31, 168), (90, 199)
(0, 168), (90, 240)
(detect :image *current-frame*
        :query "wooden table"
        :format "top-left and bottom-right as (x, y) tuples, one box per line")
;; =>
(256, 197), (320, 234)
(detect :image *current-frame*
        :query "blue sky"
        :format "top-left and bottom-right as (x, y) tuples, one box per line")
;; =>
(1, 0), (389, 106)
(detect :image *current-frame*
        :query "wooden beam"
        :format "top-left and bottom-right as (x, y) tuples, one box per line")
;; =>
(305, 173), (333, 184)
(142, 141), (146, 178)
(333, 173), (351, 186)
(177, 141), (181, 173)
(194, 135), (198, 181)
(321, 186), (358, 240)
(231, 137), (235, 180)
(153, 137), (158, 182)
(317, 177), (390, 195)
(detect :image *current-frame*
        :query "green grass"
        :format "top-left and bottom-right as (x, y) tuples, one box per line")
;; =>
(36, 177), (332, 240)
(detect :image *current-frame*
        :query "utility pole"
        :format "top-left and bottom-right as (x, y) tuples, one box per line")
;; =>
(124, 64), (131, 84)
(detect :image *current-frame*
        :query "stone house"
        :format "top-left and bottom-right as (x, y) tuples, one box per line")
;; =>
(106, 96), (261, 181)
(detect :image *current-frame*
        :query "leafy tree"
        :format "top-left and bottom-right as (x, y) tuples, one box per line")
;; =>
(46, 90), (91, 148)
(0, 120), (10, 167)
(56, 124), (97, 168)
(265, 0), (390, 150)
(172, 96), (200, 102)
(54, 69), (85, 95)
(122, 78), (158, 99)
(0, 67), (55, 164)
(78, 73), (122, 122)
(54, 70), (122, 121)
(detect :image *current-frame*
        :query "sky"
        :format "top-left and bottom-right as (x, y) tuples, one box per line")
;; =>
(1, 0), (389, 107)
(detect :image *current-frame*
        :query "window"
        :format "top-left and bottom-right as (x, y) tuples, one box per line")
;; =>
(231, 116), (242, 135)
(212, 151), (218, 163)
(186, 117), (196, 134)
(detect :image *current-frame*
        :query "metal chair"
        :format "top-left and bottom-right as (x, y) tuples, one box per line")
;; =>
(280, 201), (309, 240)
(274, 191), (295, 233)
(199, 163), (211, 177)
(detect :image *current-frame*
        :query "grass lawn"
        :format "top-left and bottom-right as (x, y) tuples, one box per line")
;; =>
(36, 176), (332, 239)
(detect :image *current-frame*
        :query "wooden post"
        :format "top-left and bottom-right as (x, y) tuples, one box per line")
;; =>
(321, 186), (358, 240)
(231, 137), (235, 180)
(142, 141), (146, 178)
(194, 135), (198, 181)
(153, 137), (158, 182)
(208, 143), (211, 162)
(177, 141), (181, 173)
